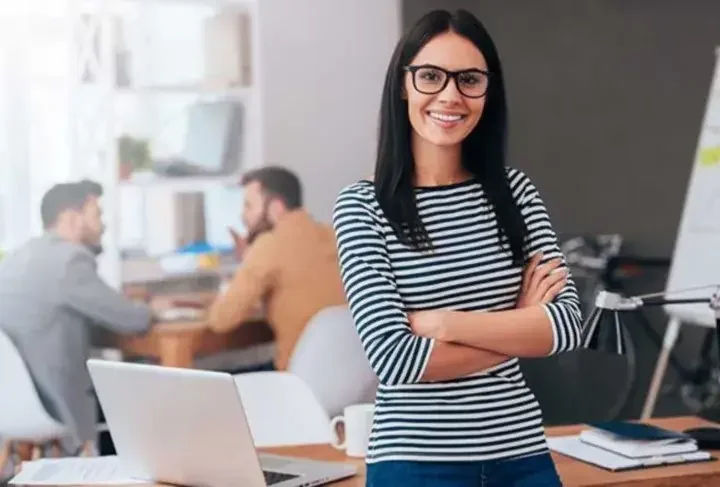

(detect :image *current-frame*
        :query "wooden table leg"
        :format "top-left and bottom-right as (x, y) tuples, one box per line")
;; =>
(14, 443), (33, 462)
(0, 441), (10, 477)
(158, 335), (194, 368)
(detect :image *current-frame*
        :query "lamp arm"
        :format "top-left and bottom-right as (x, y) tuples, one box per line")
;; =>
(635, 297), (712, 307)
(594, 285), (720, 311)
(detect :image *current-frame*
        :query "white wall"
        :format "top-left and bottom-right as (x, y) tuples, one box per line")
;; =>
(259, 0), (401, 223)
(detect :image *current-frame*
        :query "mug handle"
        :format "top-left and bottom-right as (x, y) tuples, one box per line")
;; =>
(330, 415), (346, 450)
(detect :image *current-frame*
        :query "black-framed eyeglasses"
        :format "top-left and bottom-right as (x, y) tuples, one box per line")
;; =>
(404, 64), (490, 98)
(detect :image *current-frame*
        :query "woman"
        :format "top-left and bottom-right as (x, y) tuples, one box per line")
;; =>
(332, 9), (583, 487)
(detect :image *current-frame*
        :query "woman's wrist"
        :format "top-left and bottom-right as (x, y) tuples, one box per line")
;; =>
(441, 310), (468, 342)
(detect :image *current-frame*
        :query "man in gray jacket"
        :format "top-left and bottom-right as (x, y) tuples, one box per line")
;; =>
(0, 180), (156, 453)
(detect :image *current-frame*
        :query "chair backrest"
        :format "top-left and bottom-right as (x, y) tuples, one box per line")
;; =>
(288, 306), (378, 418)
(233, 371), (332, 447)
(0, 329), (66, 441)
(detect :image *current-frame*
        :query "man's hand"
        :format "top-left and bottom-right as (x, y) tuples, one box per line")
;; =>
(408, 310), (451, 340)
(149, 295), (177, 314)
(517, 253), (568, 308)
(228, 227), (248, 261)
(124, 285), (150, 304)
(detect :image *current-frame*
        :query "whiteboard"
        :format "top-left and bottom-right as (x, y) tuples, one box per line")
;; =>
(664, 47), (720, 328)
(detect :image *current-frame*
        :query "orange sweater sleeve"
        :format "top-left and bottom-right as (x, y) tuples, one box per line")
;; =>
(207, 233), (276, 333)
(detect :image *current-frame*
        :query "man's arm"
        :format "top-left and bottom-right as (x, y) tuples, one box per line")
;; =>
(207, 234), (275, 333)
(59, 253), (152, 334)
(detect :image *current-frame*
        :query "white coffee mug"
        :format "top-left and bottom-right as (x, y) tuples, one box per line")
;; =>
(330, 403), (374, 458)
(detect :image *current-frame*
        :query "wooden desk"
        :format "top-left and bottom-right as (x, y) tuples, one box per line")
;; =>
(17, 417), (720, 486)
(116, 292), (272, 368)
(549, 416), (720, 486)
(269, 416), (720, 486)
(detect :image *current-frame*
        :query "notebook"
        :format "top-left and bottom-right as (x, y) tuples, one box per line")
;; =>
(580, 421), (698, 458)
(548, 435), (713, 472)
(588, 421), (693, 442)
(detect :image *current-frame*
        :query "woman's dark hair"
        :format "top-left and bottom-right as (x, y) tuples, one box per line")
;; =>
(374, 9), (527, 264)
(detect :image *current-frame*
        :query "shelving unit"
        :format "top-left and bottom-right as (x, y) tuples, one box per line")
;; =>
(118, 173), (242, 191)
(115, 85), (252, 98)
(69, 0), (263, 287)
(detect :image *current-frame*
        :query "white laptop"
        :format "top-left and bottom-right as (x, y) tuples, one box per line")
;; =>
(86, 359), (357, 487)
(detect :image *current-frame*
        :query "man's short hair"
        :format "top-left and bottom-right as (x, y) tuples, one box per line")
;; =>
(240, 166), (302, 209)
(41, 179), (103, 229)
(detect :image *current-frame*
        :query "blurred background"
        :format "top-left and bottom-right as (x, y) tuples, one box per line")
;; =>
(1, 0), (720, 455)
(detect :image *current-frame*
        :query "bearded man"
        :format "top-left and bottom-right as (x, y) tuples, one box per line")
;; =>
(207, 167), (347, 372)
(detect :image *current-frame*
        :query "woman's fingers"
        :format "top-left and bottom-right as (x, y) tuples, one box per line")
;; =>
(542, 275), (568, 303)
(522, 252), (543, 292)
(528, 257), (562, 292)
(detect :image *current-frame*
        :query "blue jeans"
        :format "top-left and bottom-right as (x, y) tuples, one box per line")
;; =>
(365, 452), (562, 487)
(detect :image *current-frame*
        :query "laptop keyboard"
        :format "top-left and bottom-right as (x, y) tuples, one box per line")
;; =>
(263, 470), (300, 485)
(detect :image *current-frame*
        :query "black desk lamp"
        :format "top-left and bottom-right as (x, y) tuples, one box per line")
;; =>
(581, 285), (720, 448)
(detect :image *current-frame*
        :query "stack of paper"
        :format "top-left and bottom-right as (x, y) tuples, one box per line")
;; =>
(579, 426), (698, 458)
(548, 435), (712, 471)
(9, 456), (145, 485)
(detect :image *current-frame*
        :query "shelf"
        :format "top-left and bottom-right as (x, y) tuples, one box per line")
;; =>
(115, 84), (252, 98)
(119, 174), (241, 191)
(83, 0), (257, 9)
(119, 0), (257, 5)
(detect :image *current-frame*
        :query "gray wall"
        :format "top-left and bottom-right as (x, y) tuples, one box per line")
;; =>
(403, 0), (720, 422)
(404, 0), (720, 257)
(261, 0), (400, 224)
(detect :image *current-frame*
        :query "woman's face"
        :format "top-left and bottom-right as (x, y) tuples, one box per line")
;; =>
(404, 31), (488, 148)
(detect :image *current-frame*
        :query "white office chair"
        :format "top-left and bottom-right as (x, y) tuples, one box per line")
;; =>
(288, 306), (378, 417)
(0, 329), (69, 470)
(233, 371), (332, 447)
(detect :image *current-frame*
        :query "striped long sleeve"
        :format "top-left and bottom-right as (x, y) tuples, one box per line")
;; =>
(332, 185), (435, 386)
(509, 169), (583, 354)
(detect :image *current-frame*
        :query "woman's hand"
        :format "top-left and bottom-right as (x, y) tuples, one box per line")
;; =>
(516, 253), (568, 308)
(408, 310), (450, 340)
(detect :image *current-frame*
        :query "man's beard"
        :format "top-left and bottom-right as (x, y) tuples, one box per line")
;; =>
(247, 213), (274, 244)
(82, 228), (104, 256)
(85, 241), (103, 256)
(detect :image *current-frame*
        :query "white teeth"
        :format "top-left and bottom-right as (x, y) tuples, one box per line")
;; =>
(428, 112), (464, 122)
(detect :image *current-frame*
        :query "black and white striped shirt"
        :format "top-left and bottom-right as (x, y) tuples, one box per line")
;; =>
(332, 168), (583, 463)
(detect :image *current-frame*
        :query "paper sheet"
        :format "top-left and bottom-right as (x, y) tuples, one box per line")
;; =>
(9, 456), (146, 485)
(548, 435), (712, 471)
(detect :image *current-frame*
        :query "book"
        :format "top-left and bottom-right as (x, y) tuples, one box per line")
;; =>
(548, 435), (713, 472)
(588, 421), (693, 442)
(580, 421), (697, 458)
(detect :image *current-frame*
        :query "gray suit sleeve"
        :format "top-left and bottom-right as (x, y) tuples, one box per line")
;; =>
(59, 253), (152, 334)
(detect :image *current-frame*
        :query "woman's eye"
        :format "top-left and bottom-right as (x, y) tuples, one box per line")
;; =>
(459, 72), (482, 86)
(418, 69), (443, 82)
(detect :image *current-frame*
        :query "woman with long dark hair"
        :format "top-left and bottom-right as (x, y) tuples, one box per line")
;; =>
(333, 9), (582, 487)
